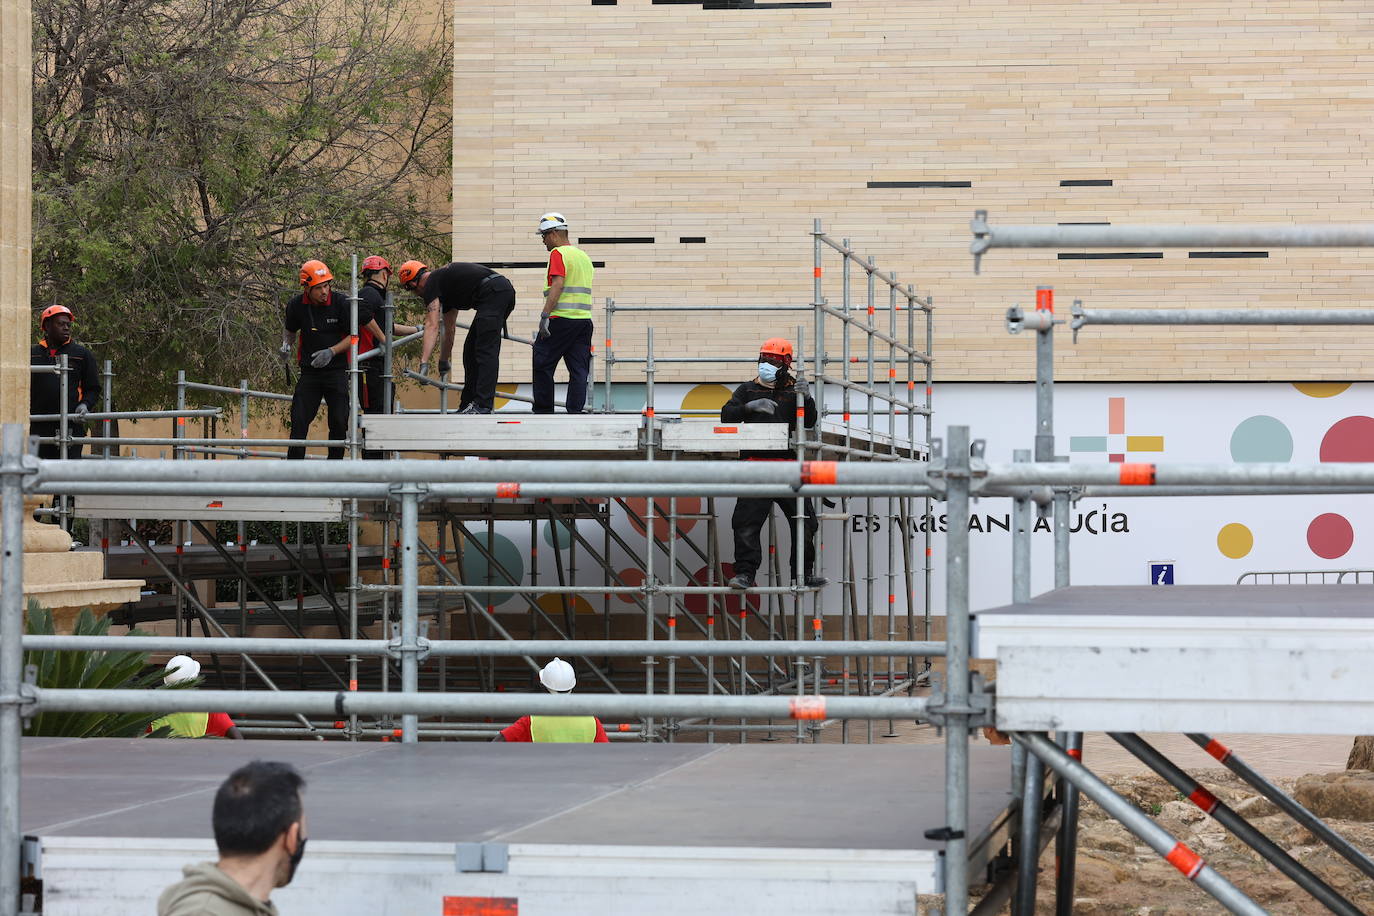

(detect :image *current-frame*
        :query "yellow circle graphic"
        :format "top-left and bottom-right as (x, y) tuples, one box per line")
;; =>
(493, 383), (521, 410)
(535, 593), (596, 616)
(1216, 523), (1254, 559)
(680, 383), (734, 419)
(1293, 382), (1351, 399)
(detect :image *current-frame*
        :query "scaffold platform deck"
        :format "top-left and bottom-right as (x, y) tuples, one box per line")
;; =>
(976, 585), (1374, 735)
(22, 737), (1012, 916)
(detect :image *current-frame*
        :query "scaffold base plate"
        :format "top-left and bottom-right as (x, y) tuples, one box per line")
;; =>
(24, 737), (1013, 916)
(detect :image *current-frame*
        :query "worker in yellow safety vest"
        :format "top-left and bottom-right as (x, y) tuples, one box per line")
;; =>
(494, 658), (609, 743)
(532, 213), (595, 414)
(150, 656), (244, 739)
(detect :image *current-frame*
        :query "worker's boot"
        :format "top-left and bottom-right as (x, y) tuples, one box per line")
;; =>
(728, 573), (755, 590)
(803, 575), (828, 589)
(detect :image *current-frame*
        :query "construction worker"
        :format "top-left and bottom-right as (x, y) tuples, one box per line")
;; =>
(30, 304), (101, 459)
(356, 257), (418, 456)
(721, 337), (827, 591)
(399, 258), (516, 414)
(281, 259), (374, 459)
(494, 658), (610, 743)
(149, 656), (244, 739)
(158, 760), (307, 916)
(532, 213), (594, 414)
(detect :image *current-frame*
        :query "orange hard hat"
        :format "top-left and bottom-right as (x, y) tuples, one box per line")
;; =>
(759, 337), (794, 361)
(397, 260), (427, 288)
(361, 255), (391, 272)
(299, 259), (333, 288)
(40, 304), (74, 324)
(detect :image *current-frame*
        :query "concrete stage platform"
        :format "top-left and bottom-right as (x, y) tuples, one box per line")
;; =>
(977, 585), (1374, 735)
(23, 737), (1013, 915)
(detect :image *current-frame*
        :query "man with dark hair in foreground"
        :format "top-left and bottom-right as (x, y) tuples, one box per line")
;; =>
(158, 761), (308, 915)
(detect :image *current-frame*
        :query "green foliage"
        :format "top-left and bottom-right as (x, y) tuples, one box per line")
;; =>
(32, 0), (453, 410)
(22, 600), (180, 738)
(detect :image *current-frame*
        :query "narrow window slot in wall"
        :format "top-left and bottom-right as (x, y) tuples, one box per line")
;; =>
(1188, 251), (1269, 259)
(1057, 252), (1163, 260)
(484, 261), (608, 269)
(1059, 179), (1113, 187)
(867, 181), (972, 189)
(1058, 222), (1111, 226)
(578, 237), (654, 244)
(679, 237), (706, 244)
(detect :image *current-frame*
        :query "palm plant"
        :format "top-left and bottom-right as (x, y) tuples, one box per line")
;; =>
(23, 600), (179, 737)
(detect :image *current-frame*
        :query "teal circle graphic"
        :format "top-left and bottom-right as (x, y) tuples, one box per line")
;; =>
(1229, 415), (1293, 463)
(588, 383), (648, 413)
(459, 529), (525, 607)
(542, 519), (574, 550)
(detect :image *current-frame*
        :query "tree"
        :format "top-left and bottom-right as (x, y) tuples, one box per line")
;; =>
(31, 0), (452, 409)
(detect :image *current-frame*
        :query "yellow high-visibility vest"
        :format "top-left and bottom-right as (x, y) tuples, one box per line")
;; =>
(530, 715), (597, 742)
(546, 246), (594, 320)
(152, 712), (209, 738)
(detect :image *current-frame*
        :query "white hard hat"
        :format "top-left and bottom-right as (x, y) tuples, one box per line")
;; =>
(537, 212), (569, 235)
(164, 655), (201, 685)
(539, 657), (576, 692)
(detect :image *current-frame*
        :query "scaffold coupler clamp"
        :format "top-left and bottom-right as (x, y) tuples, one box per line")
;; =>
(924, 678), (993, 731)
(1069, 298), (1087, 342)
(15, 664), (40, 725)
(969, 209), (991, 275)
(388, 622), (433, 664)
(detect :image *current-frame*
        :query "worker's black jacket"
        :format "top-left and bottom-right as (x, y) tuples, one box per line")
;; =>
(357, 283), (389, 375)
(284, 291), (374, 373)
(720, 377), (817, 459)
(30, 339), (101, 415)
(421, 262), (503, 313)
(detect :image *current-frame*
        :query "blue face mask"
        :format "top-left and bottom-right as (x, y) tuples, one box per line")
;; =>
(757, 362), (779, 383)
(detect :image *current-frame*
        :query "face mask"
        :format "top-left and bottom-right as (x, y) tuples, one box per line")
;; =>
(283, 836), (307, 886)
(757, 362), (779, 383)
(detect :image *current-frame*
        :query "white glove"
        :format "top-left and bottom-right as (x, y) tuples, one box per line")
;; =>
(744, 398), (777, 417)
(279, 342), (292, 359)
(536, 316), (552, 340)
(310, 348), (334, 369)
(74, 403), (89, 419)
(418, 361), (431, 378)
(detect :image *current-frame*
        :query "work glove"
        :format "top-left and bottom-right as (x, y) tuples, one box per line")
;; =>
(744, 398), (777, 417)
(536, 316), (552, 340)
(792, 377), (810, 397)
(73, 403), (89, 419)
(278, 342), (292, 359)
(309, 348), (334, 369)
(438, 360), (451, 375)
(418, 361), (431, 378)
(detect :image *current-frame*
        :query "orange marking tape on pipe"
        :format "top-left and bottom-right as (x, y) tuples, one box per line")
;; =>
(644, 407), (655, 418)
(334, 720), (345, 729)
(349, 679), (358, 691)
(801, 461), (838, 485)
(618, 723), (630, 732)
(739, 610), (748, 619)
(843, 412), (851, 422)
(1165, 843), (1204, 881)
(605, 338), (612, 348)
(868, 306), (875, 316)
(438, 554), (447, 564)
(176, 544), (184, 555)
(1067, 748), (1082, 761)
(812, 618), (822, 632)
(790, 696), (826, 720)
(926, 547), (933, 557)
(1118, 463), (1156, 486)
(207, 500), (223, 508)
(177, 416), (186, 426)
(667, 617), (676, 627)
(443, 898), (518, 916)
(393, 729), (402, 738)
(382, 557), (391, 569)
(814, 267), (823, 278)
(1035, 287), (1054, 312)
(1189, 786), (1219, 814)
(889, 368), (896, 378)
(1203, 739), (1232, 763)
(888, 594), (896, 604)
(495, 482), (521, 498)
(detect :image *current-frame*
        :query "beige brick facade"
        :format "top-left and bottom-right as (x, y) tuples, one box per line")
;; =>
(453, 0), (1374, 384)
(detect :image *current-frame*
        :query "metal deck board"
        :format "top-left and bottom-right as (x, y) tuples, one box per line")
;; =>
(21, 738), (1011, 852)
(976, 584), (1374, 620)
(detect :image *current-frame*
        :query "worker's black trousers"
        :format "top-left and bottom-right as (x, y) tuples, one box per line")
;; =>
(30, 421), (85, 460)
(458, 281), (516, 411)
(361, 367), (386, 459)
(731, 496), (818, 581)
(288, 369), (348, 460)
(532, 316), (592, 414)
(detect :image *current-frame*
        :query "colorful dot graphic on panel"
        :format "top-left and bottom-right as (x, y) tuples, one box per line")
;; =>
(1307, 513), (1354, 560)
(681, 384), (734, 419)
(1216, 523), (1253, 559)
(1229, 416), (1293, 463)
(1293, 382), (1351, 399)
(684, 563), (759, 615)
(542, 518), (574, 550)
(623, 496), (702, 540)
(492, 383), (520, 410)
(1320, 416), (1374, 462)
(536, 594), (596, 616)
(459, 529), (524, 607)
(1069, 396), (1164, 463)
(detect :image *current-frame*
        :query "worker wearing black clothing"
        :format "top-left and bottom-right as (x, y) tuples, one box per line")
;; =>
(354, 257), (419, 458)
(721, 337), (826, 591)
(282, 259), (373, 460)
(399, 259), (516, 414)
(30, 304), (101, 459)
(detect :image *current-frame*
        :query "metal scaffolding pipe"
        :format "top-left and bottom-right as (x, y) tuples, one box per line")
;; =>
(22, 635), (944, 658)
(980, 462), (1374, 489)
(1, 427), (27, 916)
(28, 409), (221, 423)
(1073, 307), (1374, 327)
(972, 213), (1374, 251)
(30, 687), (932, 721)
(183, 380), (293, 402)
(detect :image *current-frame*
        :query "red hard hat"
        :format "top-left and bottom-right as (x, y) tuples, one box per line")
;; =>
(40, 304), (74, 323)
(398, 260), (427, 287)
(361, 255), (391, 272)
(759, 337), (793, 362)
(299, 259), (333, 288)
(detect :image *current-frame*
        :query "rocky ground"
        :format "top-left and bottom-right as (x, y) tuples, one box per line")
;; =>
(924, 768), (1374, 914)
